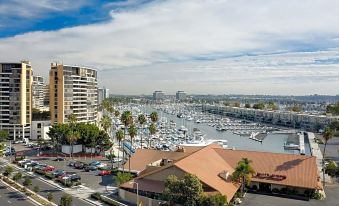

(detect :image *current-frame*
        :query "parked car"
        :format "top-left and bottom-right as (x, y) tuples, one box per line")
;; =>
(52, 169), (66, 177)
(68, 174), (81, 182)
(68, 161), (76, 167)
(58, 172), (77, 180)
(89, 161), (106, 169)
(84, 165), (97, 172)
(98, 170), (112, 176)
(54, 157), (65, 161)
(42, 165), (55, 172)
(18, 159), (30, 166)
(74, 161), (86, 169)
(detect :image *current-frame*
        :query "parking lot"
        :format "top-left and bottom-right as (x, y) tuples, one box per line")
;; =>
(7, 142), (122, 192)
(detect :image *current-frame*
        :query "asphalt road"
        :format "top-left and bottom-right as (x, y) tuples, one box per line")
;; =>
(0, 181), (37, 206)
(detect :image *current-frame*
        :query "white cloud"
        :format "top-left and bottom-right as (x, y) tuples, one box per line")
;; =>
(0, 0), (339, 94)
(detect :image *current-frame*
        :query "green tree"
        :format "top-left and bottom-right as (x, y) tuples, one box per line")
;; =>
(244, 103), (251, 108)
(289, 105), (302, 112)
(163, 174), (203, 206)
(3, 165), (14, 176)
(231, 158), (255, 196)
(33, 185), (40, 193)
(120, 111), (133, 172)
(326, 101), (339, 115)
(149, 123), (157, 148)
(322, 127), (334, 187)
(12, 172), (23, 181)
(150, 112), (159, 123)
(138, 114), (147, 148)
(66, 130), (80, 159)
(116, 172), (133, 186)
(233, 102), (240, 107)
(199, 194), (228, 206)
(0, 130), (8, 142)
(115, 129), (124, 169)
(23, 176), (32, 187)
(47, 123), (70, 157)
(100, 115), (112, 136)
(252, 102), (265, 110)
(114, 110), (120, 118)
(325, 161), (337, 176)
(128, 124), (138, 172)
(60, 194), (73, 206)
(47, 192), (53, 201)
(0, 143), (6, 157)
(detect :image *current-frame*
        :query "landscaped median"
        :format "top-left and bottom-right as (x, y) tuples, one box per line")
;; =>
(91, 192), (127, 206)
(0, 174), (57, 206)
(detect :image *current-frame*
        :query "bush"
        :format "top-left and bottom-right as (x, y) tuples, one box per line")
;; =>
(312, 191), (324, 200)
(47, 192), (53, 201)
(116, 172), (133, 186)
(33, 185), (40, 193)
(101, 196), (119, 206)
(35, 169), (46, 176)
(23, 176), (32, 187)
(91, 192), (102, 200)
(3, 165), (14, 176)
(12, 172), (23, 181)
(60, 194), (73, 206)
(44, 173), (55, 180)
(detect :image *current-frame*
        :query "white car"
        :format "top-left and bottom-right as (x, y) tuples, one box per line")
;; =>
(96, 163), (107, 169)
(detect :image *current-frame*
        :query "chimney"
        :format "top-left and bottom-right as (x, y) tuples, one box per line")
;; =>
(219, 170), (229, 180)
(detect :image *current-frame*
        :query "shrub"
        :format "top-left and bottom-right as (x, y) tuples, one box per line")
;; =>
(12, 172), (23, 181)
(116, 172), (133, 186)
(33, 185), (40, 193)
(23, 176), (32, 187)
(3, 166), (14, 176)
(44, 173), (55, 180)
(91, 192), (102, 200)
(35, 170), (46, 176)
(312, 191), (324, 200)
(60, 194), (73, 206)
(47, 192), (53, 201)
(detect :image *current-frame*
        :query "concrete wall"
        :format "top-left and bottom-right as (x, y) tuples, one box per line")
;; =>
(61, 144), (82, 154)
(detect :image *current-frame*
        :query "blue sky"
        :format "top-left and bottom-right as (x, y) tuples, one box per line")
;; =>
(0, 0), (339, 95)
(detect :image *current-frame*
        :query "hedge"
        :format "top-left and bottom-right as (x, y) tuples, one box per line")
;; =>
(91, 193), (119, 206)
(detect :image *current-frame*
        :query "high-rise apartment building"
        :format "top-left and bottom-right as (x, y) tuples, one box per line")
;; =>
(49, 63), (98, 124)
(32, 76), (44, 110)
(98, 87), (110, 105)
(0, 61), (32, 139)
(43, 84), (50, 108)
(153, 91), (165, 101)
(176, 91), (187, 101)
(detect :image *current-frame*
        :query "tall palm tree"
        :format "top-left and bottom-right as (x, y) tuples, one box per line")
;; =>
(114, 110), (120, 118)
(120, 111), (133, 172)
(128, 124), (138, 172)
(232, 158), (255, 196)
(115, 129), (124, 169)
(68, 113), (77, 128)
(322, 127), (334, 187)
(149, 123), (157, 148)
(100, 115), (112, 137)
(138, 114), (147, 148)
(150, 112), (159, 123)
(66, 130), (80, 159)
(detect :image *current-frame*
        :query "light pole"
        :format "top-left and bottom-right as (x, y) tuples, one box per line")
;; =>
(129, 181), (139, 205)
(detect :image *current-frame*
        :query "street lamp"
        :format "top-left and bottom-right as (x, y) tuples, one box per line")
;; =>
(129, 181), (139, 205)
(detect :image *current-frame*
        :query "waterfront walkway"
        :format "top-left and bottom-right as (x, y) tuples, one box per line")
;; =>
(307, 132), (331, 184)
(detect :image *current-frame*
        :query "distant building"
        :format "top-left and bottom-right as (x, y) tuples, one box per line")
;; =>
(43, 84), (50, 109)
(0, 61), (32, 140)
(30, 120), (51, 140)
(176, 91), (187, 101)
(49, 63), (98, 124)
(32, 76), (45, 110)
(98, 87), (110, 105)
(153, 91), (165, 101)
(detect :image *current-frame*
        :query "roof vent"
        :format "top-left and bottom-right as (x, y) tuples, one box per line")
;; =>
(219, 170), (229, 181)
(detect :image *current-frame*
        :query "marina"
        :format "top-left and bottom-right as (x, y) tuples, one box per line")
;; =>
(115, 104), (311, 155)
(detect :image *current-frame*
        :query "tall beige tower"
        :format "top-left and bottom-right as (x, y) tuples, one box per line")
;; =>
(0, 61), (32, 140)
(49, 63), (98, 124)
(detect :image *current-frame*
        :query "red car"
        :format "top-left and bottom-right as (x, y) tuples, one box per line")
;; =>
(99, 170), (112, 176)
(42, 165), (55, 172)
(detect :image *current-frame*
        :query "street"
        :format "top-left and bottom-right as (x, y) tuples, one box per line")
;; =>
(0, 180), (37, 206)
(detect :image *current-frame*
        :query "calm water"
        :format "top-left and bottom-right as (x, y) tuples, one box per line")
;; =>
(146, 107), (311, 155)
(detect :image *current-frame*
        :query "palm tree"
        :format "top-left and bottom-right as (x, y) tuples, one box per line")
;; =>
(114, 110), (120, 118)
(128, 124), (138, 172)
(138, 114), (147, 148)
(120, 111), (133, 172)
(68, 113), (77, 128)
(115, 129), (124, 169)
(150, 111), (158, 123)
(149, 123), (157, 148)
(100, 115), (112, 136)
(232, 158), (255, 196)
(322, 127), (334, 187)
(66, 130), (80, 159)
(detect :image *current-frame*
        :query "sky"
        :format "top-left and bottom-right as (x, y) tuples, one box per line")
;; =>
(0, 0), (339, 95)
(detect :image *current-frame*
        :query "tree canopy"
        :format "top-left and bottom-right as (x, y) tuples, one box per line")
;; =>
(326, 101), (339, 115)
